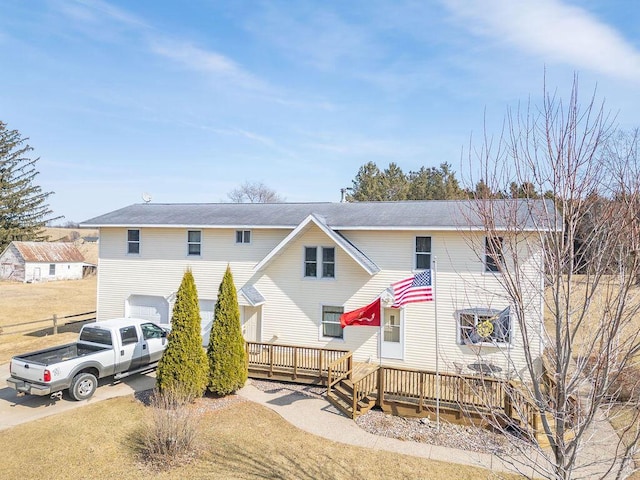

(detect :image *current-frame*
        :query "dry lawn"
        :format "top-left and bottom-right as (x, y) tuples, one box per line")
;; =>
(0, 276), (97, 363)
(0, 396), (510, 480)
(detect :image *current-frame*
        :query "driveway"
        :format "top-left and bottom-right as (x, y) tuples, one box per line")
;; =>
(0, 363), (156, 431)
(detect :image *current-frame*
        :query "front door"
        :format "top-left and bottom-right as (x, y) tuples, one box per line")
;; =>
(242, 306), (261, 342)
(380, 308), (403, 359)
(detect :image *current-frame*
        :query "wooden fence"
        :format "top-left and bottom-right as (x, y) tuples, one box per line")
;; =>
(0, 311), (97, 336)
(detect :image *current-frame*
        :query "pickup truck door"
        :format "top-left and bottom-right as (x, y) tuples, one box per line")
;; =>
(140, 322), (167, 364)
(116, 325), (144, 373)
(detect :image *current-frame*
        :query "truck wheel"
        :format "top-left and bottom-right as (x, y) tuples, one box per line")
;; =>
(69, 372), (97, 401)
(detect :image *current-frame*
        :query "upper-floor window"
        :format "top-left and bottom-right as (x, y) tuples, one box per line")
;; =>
(415, 236), (431, 270)
(458, 307), (511, 345)
(187, 230), (202, 256)
(127, 229), (140, 254)
(236, 230), (251, 244)
(322, 305), (344, 338)
(304, 246), (335, 278)
(485, 236), (504, 272)
(322, 247), (335, 278)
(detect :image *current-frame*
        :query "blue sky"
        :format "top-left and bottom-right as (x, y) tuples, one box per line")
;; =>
(1, 0), (639, 222)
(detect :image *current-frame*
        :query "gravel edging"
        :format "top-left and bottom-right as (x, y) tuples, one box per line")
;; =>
(249, 379), (525, 456)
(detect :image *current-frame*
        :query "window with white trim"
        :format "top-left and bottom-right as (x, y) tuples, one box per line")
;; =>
(304, 246), (335, 278)
(458, 308), (511, 345)
(322, 247), (335, 278)
(49, 264), (55, 276)
(187, 230), (201, 256)
(236, 230), (251, 244)
(485, 236), (504, 272)
(415, 236), (431, 270)
(127, 229), (140, 254)
(322, 306), (343, 338)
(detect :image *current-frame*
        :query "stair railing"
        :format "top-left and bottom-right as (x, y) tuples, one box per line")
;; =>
(327, 352), (353, 398)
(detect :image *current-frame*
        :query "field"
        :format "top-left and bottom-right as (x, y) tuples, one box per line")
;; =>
(0, 276), (97, 364)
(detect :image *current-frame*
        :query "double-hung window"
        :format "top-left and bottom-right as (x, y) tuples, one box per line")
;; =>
(236, 230), (251, 244)
(415, 236), (431, 270)
(322, 306), (344, 338)
(458, 308), (511, 345)
(127, 229), (140, 254)
(304, 247), (335, 278)
(322, 247), (335, 278)
(187, 230), (202, 256)
(49, 264), (55, 276)
(485, 236), (504, 272)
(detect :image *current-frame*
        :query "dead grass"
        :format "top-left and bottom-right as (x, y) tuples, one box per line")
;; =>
(0, 395), (512, 480)
(0, 276), (97, 363)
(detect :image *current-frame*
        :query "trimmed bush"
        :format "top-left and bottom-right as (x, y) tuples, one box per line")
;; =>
(207, 265), (248, 395)
(156, 269), (208, 399)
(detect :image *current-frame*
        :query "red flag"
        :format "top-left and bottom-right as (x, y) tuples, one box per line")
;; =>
(340, 298), (381, 328)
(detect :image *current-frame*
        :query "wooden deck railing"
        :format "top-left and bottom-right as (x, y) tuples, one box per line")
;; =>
(327, 352), (353, 396)
(352, 368), (378, 412)
(246, 342), (350, 382)
(379, 366), (507, 413)
(504, 381), (540, 436)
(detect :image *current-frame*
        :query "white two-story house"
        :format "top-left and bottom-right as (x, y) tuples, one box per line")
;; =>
(81, 200), (548, 381)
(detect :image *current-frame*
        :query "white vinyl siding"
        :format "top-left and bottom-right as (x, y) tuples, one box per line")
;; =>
(96, 225), (543, 382)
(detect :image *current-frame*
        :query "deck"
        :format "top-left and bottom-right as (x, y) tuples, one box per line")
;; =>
(245, 341), (548, 443)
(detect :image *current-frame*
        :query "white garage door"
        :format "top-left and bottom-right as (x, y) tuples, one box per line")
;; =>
(127, 295), (170, 325)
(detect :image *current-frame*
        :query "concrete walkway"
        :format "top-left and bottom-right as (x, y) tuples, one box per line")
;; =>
(237, 381), (540, 477)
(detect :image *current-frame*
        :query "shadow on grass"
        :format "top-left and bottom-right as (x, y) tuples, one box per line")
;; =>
(214, 442), (366, 480)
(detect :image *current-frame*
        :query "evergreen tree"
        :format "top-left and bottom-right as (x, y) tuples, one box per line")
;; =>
(407, 163), (465, 200)
(0, 121), (60, 251)
(347, 161), (385, 201)
(380, 162), (408, 200)
(207, 265), (247, 396)
(156, 269), (208, 399)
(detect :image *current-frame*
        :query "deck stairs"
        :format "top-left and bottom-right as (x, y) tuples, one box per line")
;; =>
(326, 362), (379, 419)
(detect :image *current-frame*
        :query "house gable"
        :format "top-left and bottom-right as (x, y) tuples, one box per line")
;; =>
(254, 214), (379, 275)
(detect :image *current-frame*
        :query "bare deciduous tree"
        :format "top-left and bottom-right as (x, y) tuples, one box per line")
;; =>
(227, 181), (284, 203)
(467, 77), (640, 479)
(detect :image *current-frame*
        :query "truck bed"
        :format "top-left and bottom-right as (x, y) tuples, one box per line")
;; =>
(13, 343), (111, 366)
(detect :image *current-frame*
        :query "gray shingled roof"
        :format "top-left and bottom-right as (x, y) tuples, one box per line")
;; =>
(81, 199), (558, 231)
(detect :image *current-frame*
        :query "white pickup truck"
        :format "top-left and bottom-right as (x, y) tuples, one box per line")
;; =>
(6, 318), (169, 401)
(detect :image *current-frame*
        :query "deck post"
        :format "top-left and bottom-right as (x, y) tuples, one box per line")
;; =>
(347, 354), (353, 381)
(418, 372), (425, 413)
(52, 314), (58, 335)
(268, 344), (274, 377)
(293, 347), (298, 380)
(319, 350), (324, 378)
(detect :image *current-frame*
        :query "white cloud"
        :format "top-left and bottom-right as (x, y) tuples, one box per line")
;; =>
(148, 39), (263, 89)
(442, 0), (640, 82)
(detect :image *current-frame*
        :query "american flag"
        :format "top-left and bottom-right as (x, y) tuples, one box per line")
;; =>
(391, 270), (434, 308)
